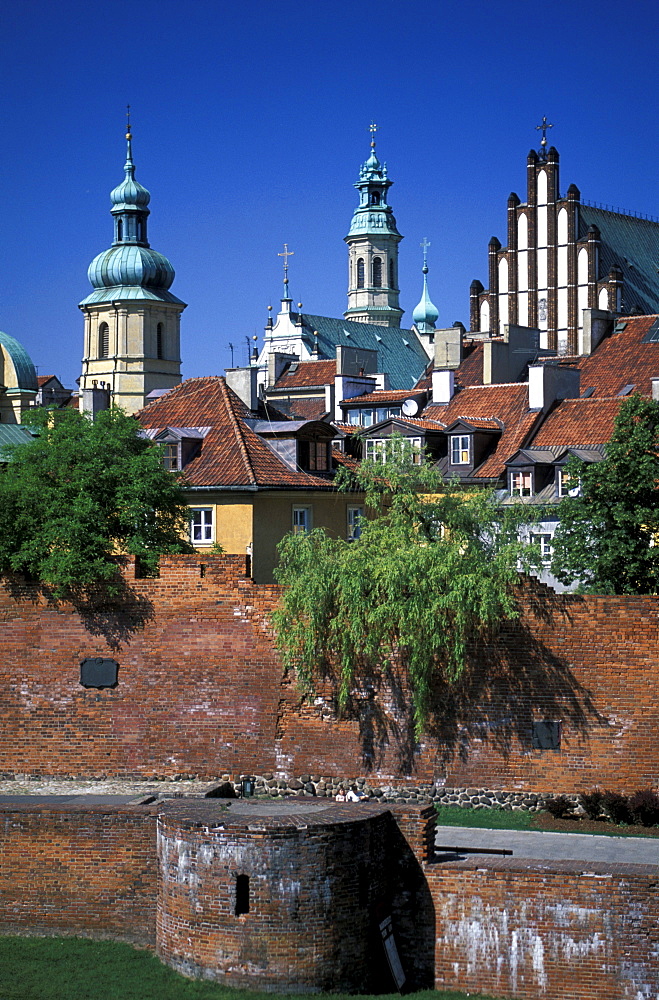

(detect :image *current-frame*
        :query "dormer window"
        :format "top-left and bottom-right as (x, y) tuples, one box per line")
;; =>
(299, 440), (329, 472)
(450, 435), (471, 465)
(558, 470), (580, 497)
(162, 444), (179, 471)
(510, 471), (533, 497)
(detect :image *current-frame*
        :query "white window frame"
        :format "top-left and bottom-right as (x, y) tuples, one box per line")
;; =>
(558, 469), (581, 497)
(510, 471), (533, 497)
(190, 507), (214, 545)
(531, 531), (553, 566)
(365, 437), (422, 465)
(450, 434), (471, 465)
(292, 505), (312, 534)
(347, 505), (364, 541)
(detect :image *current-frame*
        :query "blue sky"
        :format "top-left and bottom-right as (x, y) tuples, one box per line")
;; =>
(2, 0), (658, 388)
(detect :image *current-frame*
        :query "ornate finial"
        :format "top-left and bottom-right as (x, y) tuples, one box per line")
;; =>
(126, 104), (132, 140)
(369, 120), (378, 148)
(535, 115), (554, 151)
(420, 237), (431, 273)
(278, 243), (294, 293)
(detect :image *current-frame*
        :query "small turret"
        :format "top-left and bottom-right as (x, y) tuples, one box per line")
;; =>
(412, 239), (439, 335)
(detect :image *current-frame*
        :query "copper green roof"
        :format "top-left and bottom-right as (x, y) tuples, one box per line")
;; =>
(0, 423), (37, 462)
(579, 206), (659, 314)
(0, 330), (38, 392)
(295, 312), (429, 389)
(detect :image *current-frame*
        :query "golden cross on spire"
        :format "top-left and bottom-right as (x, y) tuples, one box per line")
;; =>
(278, 243), (295, 287)
(535, 115), (554, 148)
(126, 103), (132, 140)
(369, 120), (378, 148)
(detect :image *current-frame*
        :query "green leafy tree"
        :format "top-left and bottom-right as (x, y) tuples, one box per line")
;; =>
(0, 407), (193, 596)
(273, 447), (536, 732)
(550, 393), (659, 594)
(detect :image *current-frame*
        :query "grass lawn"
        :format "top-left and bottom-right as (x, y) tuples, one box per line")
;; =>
(0, 936), (507, 1000)
(435, 804), (659, 838)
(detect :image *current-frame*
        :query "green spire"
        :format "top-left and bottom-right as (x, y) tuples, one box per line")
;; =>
(412, 239), (439, 333)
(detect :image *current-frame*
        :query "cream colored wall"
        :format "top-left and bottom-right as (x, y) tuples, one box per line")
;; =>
(80, 301), (183, 414)
(251, 491), (365, 583)
(186, 495), (254, 556)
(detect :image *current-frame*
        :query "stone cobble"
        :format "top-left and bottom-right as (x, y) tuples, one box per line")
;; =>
(0, 775), (551, 810)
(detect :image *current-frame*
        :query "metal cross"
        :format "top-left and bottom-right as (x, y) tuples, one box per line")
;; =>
(420, 237), (431, 266)
(535, 115), (554, 148)
(126, 103), (131, 138)
(278, 243), (294, 286)
(369, 121), (378, 147)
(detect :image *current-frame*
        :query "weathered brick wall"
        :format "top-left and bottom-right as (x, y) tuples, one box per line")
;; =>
(1, 558), (658, 792)
(425, 859), (659, 1000)
(0, 805), (157, 945)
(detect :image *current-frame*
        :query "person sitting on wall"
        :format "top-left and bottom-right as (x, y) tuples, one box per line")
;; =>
(346, 784), (366, 802)
(335, 786), (346, 801)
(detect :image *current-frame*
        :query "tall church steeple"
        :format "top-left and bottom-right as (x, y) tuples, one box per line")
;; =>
(344, 125), (403, 327)
(79, 111), (186, 415)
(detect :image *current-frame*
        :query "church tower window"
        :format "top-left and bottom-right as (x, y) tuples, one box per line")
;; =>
(372, 257), (382, 288)
(157, 322), (164, 360)
(117, 219), (123, 241)
(371, 191), (380, 206)
(99, 322), (110, 359)
(389, 258), (394, 288)
(357, 258), (365, 289)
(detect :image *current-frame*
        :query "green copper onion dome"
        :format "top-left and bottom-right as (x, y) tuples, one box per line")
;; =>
(412, 244), (438, 333)
(80, 118), (183, 307)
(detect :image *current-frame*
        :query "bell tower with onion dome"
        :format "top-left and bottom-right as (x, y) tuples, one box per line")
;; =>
(79, 110), (186, 414)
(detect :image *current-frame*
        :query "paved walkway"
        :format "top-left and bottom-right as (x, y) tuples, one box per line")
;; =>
(435, 824), (659, 866)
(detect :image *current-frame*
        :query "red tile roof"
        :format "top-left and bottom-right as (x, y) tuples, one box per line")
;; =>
(137, 377), (335, 489)
(573, 315), (659, 398)
(531, 397), (624, 448)
(341, 389), (416, 405)
(274, 359), (336, 388)
(425, 383), (542, 479)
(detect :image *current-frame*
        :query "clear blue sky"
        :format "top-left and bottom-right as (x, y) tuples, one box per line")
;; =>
(2, 0), (658, 388)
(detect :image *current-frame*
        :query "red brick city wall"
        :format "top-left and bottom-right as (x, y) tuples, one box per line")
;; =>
(0, 805), (157, 945)
(1, 557), (658, 792)
(425, 859), (659, 1000)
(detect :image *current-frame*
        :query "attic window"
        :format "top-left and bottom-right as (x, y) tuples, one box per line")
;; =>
(613, 321), (628, 333)
(641, 319), (659, 342)
(510, 471), (533, 497)
(288, 363), (298, 374)
(162, 444), (179, 470)
(581, 386), (595, 398)
(450, 435), (471, 465)
(617, 384), (635, 396)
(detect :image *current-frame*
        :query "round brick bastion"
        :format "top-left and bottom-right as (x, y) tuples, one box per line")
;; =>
(157, 797), (393, 993)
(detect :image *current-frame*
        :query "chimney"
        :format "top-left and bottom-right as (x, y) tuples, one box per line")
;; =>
(225, 366), (259, 411)
(433, 324), (464, 371)
(432, 369), (455, 405)
(528, 363), (580, 411)
(81, 381), (111, 420)
(579, 309), (614, 356)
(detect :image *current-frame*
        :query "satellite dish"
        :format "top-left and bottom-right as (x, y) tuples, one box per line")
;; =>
(402, 397), (419, 417)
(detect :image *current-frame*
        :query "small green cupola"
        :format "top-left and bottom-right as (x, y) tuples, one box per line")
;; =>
(110, 112), (151, 246)
(412, 239), (439, 334)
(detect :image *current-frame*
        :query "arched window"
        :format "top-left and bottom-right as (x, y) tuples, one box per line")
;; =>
(117, 219), (123, 241)
(389, 259), (394, 288)
(372, 256), (382, 288)
(370, 191), (380, 206)
(357, 258), (365, 289)
(157, 322), (164, 360)
(99, 322), (109, 359)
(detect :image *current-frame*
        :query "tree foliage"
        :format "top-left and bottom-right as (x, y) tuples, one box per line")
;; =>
(273, 449), (536, 732)
(550, 393), (659, 594)
(0, 407), (193, 596)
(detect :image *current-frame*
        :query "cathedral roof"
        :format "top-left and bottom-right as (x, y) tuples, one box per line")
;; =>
(294, 313), (428, 390)
(579, 206), (659, 315)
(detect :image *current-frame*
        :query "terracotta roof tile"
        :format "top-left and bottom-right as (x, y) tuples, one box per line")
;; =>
(426, 383), (541, 479)
(137, 377), (334, 489)
(274, 359), (336, 388)
(573, 314), (659, 398)
(531, 397), (624, 448)
(342, 389), (416, 405)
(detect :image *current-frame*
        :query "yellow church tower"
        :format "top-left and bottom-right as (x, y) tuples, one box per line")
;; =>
(79, 114), (185, 414)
